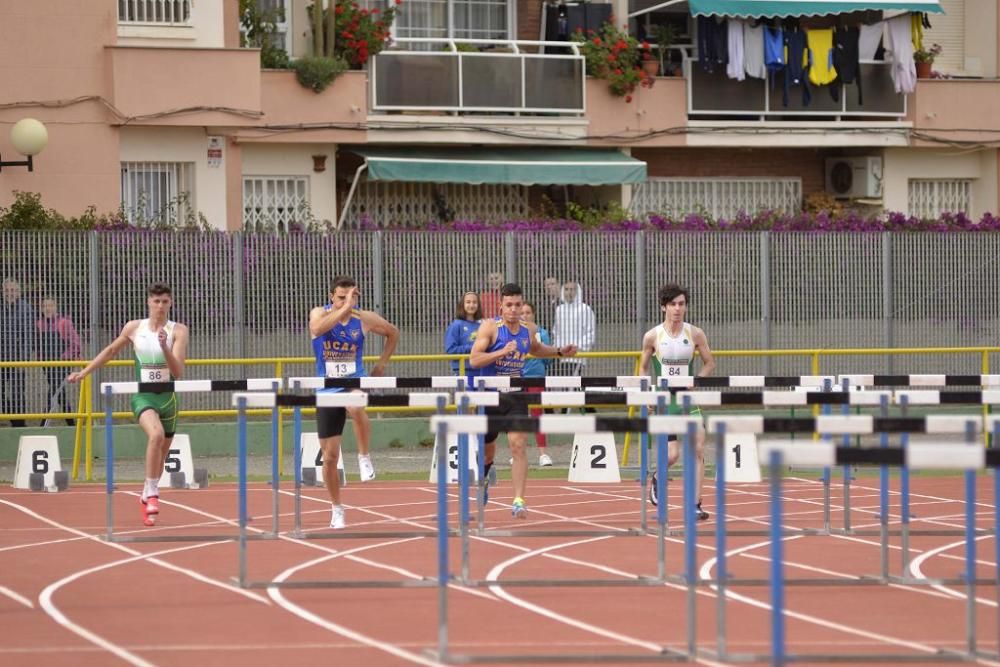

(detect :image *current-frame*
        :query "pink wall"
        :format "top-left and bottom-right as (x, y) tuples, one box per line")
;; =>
(909, 80), (1000, 147)
(586, 77), (687, 147)
(249, 71), (368, 144)
(108, 47), (262, 126)
(0, 0), (121, 215)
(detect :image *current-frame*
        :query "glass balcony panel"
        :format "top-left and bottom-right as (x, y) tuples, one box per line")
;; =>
(525, 57), (584, 111)
(374, 53), (458, 107)
(461, 55), (522, 108)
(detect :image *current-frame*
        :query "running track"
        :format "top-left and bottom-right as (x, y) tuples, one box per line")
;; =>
(0, 476), (997, 666)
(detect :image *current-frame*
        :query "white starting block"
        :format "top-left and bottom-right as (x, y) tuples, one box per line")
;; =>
(14, 436), (67, 491)
(300, 432), (347, 486)
(158, 434), (206, 489)
(429, 432), (480, 483)
(568, 432), (621, 482)
(715, 433), (761, 483)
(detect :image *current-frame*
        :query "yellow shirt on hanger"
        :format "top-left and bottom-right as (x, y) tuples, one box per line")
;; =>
(807, 28), (837, 86)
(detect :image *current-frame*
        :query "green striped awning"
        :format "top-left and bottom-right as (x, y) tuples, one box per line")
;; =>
(351, 147), (647, 186)
(688, 0), (943, 17)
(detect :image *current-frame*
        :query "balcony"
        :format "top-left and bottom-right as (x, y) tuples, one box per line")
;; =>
(686, 59), (906, 120)
(107, 46), (261, 126)
(909, 78), (1000, 142)
(370, 39), (585, 115)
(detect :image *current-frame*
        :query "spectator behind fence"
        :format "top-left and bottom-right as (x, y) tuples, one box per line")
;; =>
(1, 278), (37, 426)
(542, 275), (562, 330)
(551, 281), (595, 378)
(479, 270), (504, 319)
(520, 301), (553, 466)
(36, 297), (82, 425)
(444, 291), (482, 387)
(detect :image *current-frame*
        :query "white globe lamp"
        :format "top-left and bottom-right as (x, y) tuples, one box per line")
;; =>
(2, 118), (48, 172)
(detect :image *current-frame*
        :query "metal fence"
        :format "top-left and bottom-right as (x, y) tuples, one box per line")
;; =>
(2, 230), (999, 417)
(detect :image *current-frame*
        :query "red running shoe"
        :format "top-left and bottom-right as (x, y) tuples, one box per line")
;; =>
(141, 496), (159, 526)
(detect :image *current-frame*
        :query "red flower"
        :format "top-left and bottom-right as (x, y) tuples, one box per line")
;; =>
(395, 0), (402, 4)
(615, 68), (622, 75)
(335, 4), (344, 14)
(625, 95), (632, 103)
(592, 37), (601, 45)
(641, 41), (650, 50)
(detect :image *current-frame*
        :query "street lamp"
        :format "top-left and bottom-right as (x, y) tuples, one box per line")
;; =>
(0, 118), (48, 172)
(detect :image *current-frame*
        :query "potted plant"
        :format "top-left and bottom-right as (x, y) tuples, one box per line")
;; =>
(914, 42), (941, 79)
(651, 23), (677, 76)
(573, 22), (650, 102)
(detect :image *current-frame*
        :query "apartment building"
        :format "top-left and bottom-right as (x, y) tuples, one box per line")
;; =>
(1, 0), (997, 229)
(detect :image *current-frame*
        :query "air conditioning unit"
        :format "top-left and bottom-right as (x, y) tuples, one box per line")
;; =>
(825, 156), (883, 198)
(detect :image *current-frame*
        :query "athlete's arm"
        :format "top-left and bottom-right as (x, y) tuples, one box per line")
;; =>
(67, 320), (139, 383)
(161, 323), (189, 380)
(526, 322), (575, 358)
(469, 319), (514, 369)
(638, 328), (656, 377)
(692, 327), (716, 377)
(308, 288), (358, 337)
(359, 310), (399, 376)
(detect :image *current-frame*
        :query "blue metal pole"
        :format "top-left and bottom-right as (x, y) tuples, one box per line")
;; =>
(435, 419), (450, 659)
(271, 382), (280, 536)
(237, 396), (249, 587)
(769, 449), (786, 667)
(965, 468), (977, 654)
(293, 404), (303, 535)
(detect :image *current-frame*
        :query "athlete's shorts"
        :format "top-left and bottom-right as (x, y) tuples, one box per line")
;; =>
(484, 392), (529, 444)
(664, 403), (703, 443)
(317, 407), (348, 438)
(131, 392), (178, 437)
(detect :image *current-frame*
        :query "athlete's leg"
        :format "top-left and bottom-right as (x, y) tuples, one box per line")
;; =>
(509, 431), (528, 500)
(346, 394), (371, 456)
(139, 409), (168, 481)
(319, 435), (343, 506)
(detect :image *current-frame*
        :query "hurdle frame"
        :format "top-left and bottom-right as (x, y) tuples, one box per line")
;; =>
(100, 378), (283, 544)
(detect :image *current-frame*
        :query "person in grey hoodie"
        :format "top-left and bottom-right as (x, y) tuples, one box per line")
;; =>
(551, 281), (595, 378)
(1, 278), (37, 426)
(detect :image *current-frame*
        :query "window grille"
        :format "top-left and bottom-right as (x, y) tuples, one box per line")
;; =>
(118, 0), (192, 24)
(631, 177), (802, 220)
(907, 179), (972, 219)
(120, 162), (195, 227)
(243, 176), (309, 231)
(346, 181), (528, 227)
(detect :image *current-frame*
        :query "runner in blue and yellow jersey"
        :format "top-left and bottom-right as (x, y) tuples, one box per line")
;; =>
(470, 283), (575, 519)
(309, 275), (399, 529)
(68, 283), (190, 527)
(639, 283), (716, 521)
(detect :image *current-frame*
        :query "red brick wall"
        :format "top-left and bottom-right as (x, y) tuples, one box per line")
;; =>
(632, 147), (832, 197)
(517, 0), (544, 43)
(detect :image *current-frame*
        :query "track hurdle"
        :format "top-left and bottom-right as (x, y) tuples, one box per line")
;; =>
(100, 378), (282, 543)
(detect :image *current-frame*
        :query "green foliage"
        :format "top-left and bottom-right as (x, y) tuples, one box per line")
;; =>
(239, 0), (292, 69)
(566, 200), (632, 228)
(0, 191), (207, 231)
(292, 55), (349, 93)
(388, 438), (404, 448)
(418, 435), (435, 448)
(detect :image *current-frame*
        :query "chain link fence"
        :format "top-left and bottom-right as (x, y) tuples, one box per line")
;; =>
(2, 230), (999, 418)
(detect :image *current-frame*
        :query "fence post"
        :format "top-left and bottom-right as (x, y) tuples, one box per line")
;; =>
(635, 230), (646, 343)
(882, 234), (894, 375)
(88, 230), (101, 449)
(759, 231), (771, 376)
(504, 232), (516, 285)
(233, 230), (245, 361)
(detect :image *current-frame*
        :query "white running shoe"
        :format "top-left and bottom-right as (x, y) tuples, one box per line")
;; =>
(330, 505), (346, 529)
(358, 454), (376, 482)
(539, 452), (553, 467)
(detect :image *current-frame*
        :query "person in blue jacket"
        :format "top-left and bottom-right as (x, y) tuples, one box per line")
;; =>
(444, 291), (482, 387)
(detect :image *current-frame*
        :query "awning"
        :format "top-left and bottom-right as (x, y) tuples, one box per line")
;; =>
(350, 147), (647, 186)
(688, 0), (943, 17)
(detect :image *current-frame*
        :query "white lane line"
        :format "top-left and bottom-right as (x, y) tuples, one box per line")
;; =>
(0, 584), (33, 608)
(267, 538), (445, 667)
(0, 499), (269, 605)
(910, 535), (999, 608)
(40, 542), (219, 667)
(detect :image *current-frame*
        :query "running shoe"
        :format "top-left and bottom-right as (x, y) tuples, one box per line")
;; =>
(511, 497), (527, 519)
(330, 505), (346, 529)
(696, 502), (709, 522)
(538, 452), (553, 467)
(141, 496), (159, 527)
(648, 472), (658, 507)
(358, 454), (376, 482)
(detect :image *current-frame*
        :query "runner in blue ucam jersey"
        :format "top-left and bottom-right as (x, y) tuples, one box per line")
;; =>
(470, 283), (576, 519)
(309, 275), (399, 529)
(639, 283), (716, 521)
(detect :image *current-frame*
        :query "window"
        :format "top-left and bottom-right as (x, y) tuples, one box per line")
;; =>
(249, 0), (292, 54)
(631, 178), (802, 220)
(908, 179), (972, 219)
(346, 181), (528, 227)
(120, 162), (195, 227)
(118, 0), (192, 24)
(243, 176), (309, 231)
(922, 0), (966, 75)
(359, 0), (511, 42)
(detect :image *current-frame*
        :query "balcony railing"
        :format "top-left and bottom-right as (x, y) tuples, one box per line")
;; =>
(686, 58), (906, 119)
(371, 39), (586, 115)
(118, 0), (192, 25)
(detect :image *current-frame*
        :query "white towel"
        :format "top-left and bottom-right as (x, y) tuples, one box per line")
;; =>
(858, 21), (884, 61)
(885, 14), (915, 93)
(743, 22), (766, 78)
(727, 18), (746, 81)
